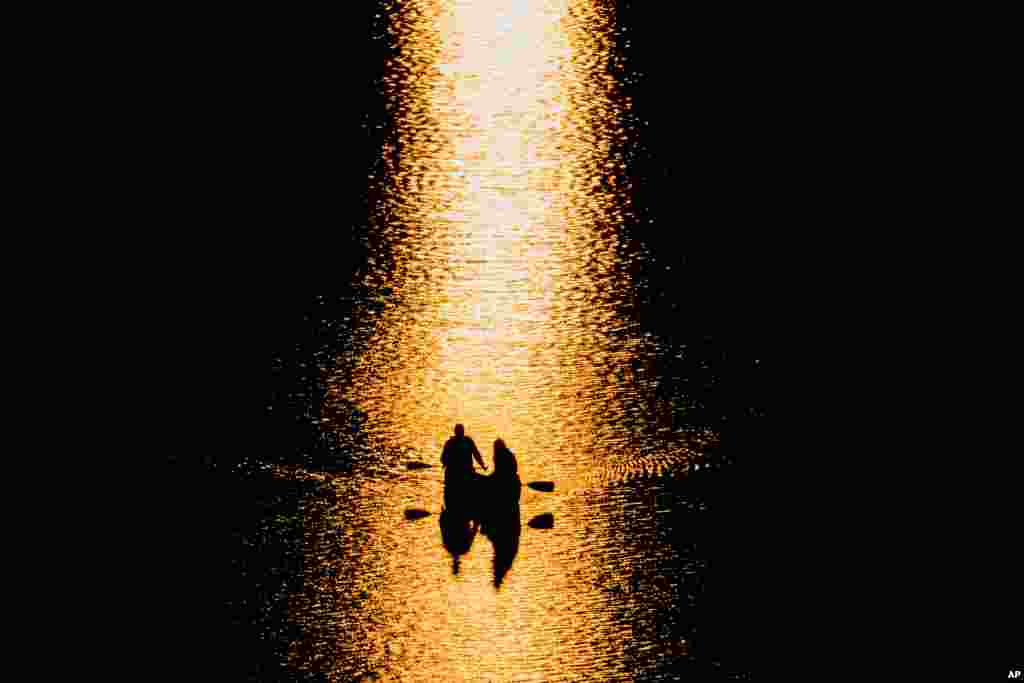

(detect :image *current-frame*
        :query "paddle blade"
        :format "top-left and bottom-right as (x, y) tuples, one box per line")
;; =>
(528, 513), (554, 529)
(527, 481), (555, 492)
(406, 461), (433, 470)
(404, 509), (431, 520)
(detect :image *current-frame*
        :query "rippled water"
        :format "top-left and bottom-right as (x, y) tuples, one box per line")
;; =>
(274, 1), (737, 680)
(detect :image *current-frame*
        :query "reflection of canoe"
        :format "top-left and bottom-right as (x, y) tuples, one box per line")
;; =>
(441, 472), (522, 583)
(443, 472), (521, 518)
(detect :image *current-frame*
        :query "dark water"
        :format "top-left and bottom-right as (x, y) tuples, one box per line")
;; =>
(176, 2), (777, 681)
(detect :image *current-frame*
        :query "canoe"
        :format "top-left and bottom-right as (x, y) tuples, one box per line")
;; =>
(443, 471), (521, 518)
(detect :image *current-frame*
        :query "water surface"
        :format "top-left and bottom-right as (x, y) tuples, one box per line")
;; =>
(275, 1), (738, 680)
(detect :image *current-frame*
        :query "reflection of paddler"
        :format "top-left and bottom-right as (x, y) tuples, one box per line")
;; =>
(441, 424), (487, 483)
(439, 506), (478, 575)
(482, 502), (520, 588)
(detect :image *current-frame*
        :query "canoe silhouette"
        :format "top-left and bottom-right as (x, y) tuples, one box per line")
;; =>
(443, 471), (521, 518)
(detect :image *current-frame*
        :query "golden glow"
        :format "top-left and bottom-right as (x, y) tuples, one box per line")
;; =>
(286, 0), (710, 680)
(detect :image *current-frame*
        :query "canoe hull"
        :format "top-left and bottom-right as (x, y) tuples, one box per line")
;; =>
(444, 472), (521, 518)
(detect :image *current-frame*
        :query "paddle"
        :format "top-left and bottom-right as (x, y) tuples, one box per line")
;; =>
(404, 462), (554, 493)
(402, 465), (554, 524)
(527, 513), (554, 529)
(403, 507), (554, 530)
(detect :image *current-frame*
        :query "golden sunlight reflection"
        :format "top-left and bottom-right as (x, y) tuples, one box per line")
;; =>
(286, 0), (715, 680)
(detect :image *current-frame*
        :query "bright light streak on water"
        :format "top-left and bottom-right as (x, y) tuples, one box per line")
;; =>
(280, 1), (719, 680)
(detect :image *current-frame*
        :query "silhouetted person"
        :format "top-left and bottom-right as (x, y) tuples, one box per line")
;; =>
(488, 438), (521, 505)
(476, 438), (523, 588)
(441, 424), (487, 483)
(492, 438), (518, 479)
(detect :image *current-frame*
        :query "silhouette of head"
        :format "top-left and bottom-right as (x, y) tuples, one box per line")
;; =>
(494, 438), (506, 452)
(454, 424), (465, 437)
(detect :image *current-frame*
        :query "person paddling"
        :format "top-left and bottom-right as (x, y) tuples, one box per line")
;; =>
(441, 424), (487, 483)
(492, 438), (519, 480)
